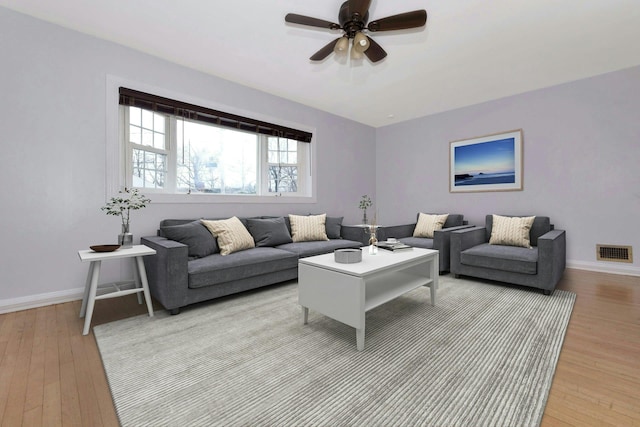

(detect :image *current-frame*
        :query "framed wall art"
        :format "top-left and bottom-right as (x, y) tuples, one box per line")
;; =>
(449, 129), (523, 193)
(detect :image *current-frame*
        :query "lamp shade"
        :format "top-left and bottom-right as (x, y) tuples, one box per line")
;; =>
(353, 32), (370, 53)
(334, 36), (349, 54)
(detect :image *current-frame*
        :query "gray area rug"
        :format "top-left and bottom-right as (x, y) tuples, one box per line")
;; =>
(94, 276), (575, 427)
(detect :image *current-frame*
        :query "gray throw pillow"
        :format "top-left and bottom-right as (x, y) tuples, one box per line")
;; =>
(246, 217), (293, 247)
(161, 221), (218, 258)
(325, 216), (343, 239)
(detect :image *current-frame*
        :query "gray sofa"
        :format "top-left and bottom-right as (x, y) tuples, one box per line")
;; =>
(450, 215), (566, 294)
(374, 213), (470, 273)
(142, 216), (362, 314)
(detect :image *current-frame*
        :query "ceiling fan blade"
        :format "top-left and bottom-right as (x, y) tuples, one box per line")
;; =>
(348, 0), (372, 18)
(367, 10), (427, 32)
(310, 38), (341, 61)
(285, 13), (340, 30)
(363, 36), (387, 63)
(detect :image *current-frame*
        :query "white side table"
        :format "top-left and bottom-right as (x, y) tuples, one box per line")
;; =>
(77, 244), (156, 335)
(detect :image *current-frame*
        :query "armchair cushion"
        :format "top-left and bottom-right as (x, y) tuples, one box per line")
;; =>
(461, 243), (538, 275)
(486, 215), (551, 247)
(413, 213), (449, 238)
(489, 215), (536, 248)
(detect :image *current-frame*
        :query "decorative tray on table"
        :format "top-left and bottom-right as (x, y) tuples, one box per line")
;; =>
(90, 244), (121, 253)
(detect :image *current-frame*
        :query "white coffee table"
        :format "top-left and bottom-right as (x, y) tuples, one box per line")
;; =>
(298, 247), (439, 351)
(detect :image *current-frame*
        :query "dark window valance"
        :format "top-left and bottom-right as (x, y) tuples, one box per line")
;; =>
(119, 87), (312, 143)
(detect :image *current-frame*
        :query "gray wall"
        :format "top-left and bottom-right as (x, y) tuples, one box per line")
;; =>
(376, 66), (640, 274)
(0, 8), (375, 306)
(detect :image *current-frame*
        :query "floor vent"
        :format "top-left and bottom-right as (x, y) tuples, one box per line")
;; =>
(596, 245), (633, 263)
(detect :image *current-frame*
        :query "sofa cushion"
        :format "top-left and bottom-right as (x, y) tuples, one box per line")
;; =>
(461, 243), (538, 275)
(325, 216), (344, 239)
(160, 220), (218, 258)
(246, 217), (293, 247)
(277, 239), (361, 258)
(399, 236), (434, 249)
(188, 247), (299, 289)
(201, 217), (255, 255)
(289, 214), (329, 242)
(489, 215), (536, 248)
(413, 213), (449, 238)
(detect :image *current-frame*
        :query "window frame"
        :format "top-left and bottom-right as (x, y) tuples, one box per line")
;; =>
(106, 75), (317, 204)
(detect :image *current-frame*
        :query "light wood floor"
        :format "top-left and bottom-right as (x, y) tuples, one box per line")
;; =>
(1, 268), (638, 426)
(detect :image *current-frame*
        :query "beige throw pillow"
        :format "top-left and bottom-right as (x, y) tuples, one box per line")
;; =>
(489, 215), (536, 248)
(289, 214), (329, 242)
(201, 217), (255, 255)
(413, 213), (449, 238)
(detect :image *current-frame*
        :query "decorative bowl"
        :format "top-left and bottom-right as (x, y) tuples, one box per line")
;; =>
(90, 244), (121, 253)
(334, 248), (362, 264)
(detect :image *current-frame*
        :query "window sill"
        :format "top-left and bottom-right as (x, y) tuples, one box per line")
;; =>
(142, 193), (317, 204)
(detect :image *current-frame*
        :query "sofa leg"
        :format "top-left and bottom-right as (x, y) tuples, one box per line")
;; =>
(169, 308), (181, 315)
(453, 274), (460, 279)
(542, 289), (552, 296)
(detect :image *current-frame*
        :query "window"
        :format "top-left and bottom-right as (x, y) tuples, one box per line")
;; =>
(118, 87), (313, 199)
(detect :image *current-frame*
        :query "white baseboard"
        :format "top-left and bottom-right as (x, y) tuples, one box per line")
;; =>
(0, 287), (85, 315)
(567, 259), (640, 277)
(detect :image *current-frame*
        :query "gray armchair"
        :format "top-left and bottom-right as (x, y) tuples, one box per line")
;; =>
(378, 213), (470, 273)
(450, 215), (566, 295)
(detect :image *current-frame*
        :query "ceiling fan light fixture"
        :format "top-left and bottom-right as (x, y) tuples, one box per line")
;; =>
(353, 31), (370, 53)
(334, 36), (349, 54)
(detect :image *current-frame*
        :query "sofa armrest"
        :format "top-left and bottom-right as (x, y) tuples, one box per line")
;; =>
(537, 229), (566, 291)
(432, 225), (475, 272)
(450, 227), (488, 274)
(141, 235), (189, 311)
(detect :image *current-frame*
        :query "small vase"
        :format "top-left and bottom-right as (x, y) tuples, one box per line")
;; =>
(368, 229), (378, 255)
(362, 210), (368, 225)
(119, 223), (133, 248)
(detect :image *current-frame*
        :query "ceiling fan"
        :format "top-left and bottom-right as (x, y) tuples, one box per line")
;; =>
(285, 0), (427, 63)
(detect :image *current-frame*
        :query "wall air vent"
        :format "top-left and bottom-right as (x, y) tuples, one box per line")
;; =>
(596, 245), (633, 263)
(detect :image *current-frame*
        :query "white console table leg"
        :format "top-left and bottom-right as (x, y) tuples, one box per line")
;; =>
(135, 256), (154, 317)
(82, 260), (101, 335)
(80, 261), (95, 318)
(301, 306), (309, 324)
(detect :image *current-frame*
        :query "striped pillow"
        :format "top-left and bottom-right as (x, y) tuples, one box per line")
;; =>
(489, 215), (536, 248)
(289, 214), (329, 242)
(201, 217), (255, 255)
(413, 213), (449, 238)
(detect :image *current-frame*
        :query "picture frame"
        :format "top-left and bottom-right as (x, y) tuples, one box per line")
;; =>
(449, 129), (523, 193)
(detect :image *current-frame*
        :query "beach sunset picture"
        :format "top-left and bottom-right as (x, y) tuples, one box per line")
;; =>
(450, 130), (523, 192)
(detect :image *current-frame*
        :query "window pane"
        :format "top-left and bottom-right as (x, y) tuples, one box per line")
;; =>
(130, 107), (141, 126)
(269, 165), (298, 193)
(142, 109), (154, 130)
(154, 115), (165, 132)
(142, 129), (153, 147)
(176, 120), (257, 194)
(132, 148), (166, 189)
(129, 125), (141, 144)
(154, 132), (165, 150)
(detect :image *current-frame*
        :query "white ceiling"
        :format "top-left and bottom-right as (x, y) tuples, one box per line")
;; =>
(2, 0), (640, 127)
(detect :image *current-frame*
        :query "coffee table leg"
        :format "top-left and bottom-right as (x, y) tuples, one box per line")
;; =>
(356, 327), (365, 351)
(301, 306), (309, 325)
